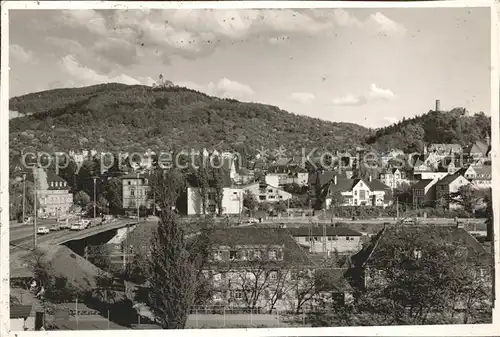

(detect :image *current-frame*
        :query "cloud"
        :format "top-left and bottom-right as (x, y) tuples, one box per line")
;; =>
(289, 92), (315, 104)
(332, 83), (396, 106)
(54, 9), (405, 68)
(367, 83), (396, 101)
(59, 54), (154, 87)
(10, 44), (35, 64)
(177, 78), (254, 99)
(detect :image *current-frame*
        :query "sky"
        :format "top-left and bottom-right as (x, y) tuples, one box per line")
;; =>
(9, 7), (492, 128)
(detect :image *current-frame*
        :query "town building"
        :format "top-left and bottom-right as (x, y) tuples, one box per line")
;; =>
(411, 179), (438, 207)
(435, 173), (472, 208)
(288, 226), (363, 254)
(198, 227), (353, 312)
(325, 175), (392, 208)
(121, 172), (151, 209)
(379, 168), (411, 190)
(187, 176), (243, 216)
(463, 165), (492, 190)
(349, 224), (492, 293)
(10, 304), (36, 331)
(32, 168), (74, 218)
(427, 143), (463, 157)
(244, 182), (293, 203)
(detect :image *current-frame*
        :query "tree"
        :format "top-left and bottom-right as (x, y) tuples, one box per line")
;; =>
(211, 167), (225, 216)
(328, 190), (344, 210)
(145, 169), (204, 329)
(450, 185), (481, 214)
(105, 177), (123, 214)
(356, 226), (492, 325)
(243, 190), (258, 215)
(74, 190), (91, 208)
(9, 178), (37, 221)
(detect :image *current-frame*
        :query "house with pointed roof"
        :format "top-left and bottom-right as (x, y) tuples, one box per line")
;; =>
(463, 165), (492, 190)
(325, 175), (392, 208)
(428, 143), (463, 156)
(435, 173), (472, 209)
(464, 140), (489, 159)
(121, 172), (152, 210)
(379, 168), (411, 190)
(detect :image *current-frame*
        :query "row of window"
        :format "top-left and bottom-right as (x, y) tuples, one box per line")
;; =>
(212, 289), (284, 301)
(212, 248), (284, 261)
(305, 236), (356, 242)
(50, 181), (67, 187)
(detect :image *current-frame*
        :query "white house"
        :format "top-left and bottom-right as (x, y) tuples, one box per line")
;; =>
(187, 186), (243, 215)
(32, 168), (74, 218)
(326, 175), (392, 208)
(435, 174), (473, 209)
(244, 182), (293, 203)
(463, 165), (492, 190)
(379, 168), (411, 190)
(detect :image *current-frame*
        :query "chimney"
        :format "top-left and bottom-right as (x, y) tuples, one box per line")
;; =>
(369, 175), (372, 182)
(334, 175), (337, 185)
(435, 99), (440, 111)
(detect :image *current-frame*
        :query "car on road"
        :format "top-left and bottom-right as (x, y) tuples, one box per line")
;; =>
(247, 218), (258, 224)
(402, 218), (414, 224)
(37, 226), (50, 234)
(50, 224), (61, 231)
(70, 223), (84, 231)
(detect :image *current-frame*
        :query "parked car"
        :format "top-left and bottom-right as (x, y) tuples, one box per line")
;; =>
(39, 214), (49, 219)
(37, 226), (50, 234)
(248, 218), (258, 224)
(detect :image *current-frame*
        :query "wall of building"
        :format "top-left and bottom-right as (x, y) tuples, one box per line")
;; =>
(246, 183), (292, 203)
(187, 187), (243, 215)
(293, 235), (362, 254)
(38, 190), (73, 217)
(122, 179), (150, 209)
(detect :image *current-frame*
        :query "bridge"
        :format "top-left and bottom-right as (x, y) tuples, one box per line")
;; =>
(10, 219), (139, 253)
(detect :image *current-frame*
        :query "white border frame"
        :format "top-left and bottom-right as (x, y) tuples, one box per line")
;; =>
(1, 1), (498, 336)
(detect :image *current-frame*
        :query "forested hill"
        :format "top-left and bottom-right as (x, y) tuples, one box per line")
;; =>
(365, 108), (491, 153)
(9, 83), (371, 157)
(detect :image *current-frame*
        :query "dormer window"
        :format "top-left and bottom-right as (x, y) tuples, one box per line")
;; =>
(413, 248), (422, 259)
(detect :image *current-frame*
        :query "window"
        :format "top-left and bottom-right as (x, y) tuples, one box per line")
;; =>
(314, 237), (319, 241)
(346, 236), (350, 240)
(279, 196), (283, 199)
(259, 195), (266, 201)
(269, 250), (277, 260)
(130, 189), (135, 196)
(354, 190), (358, 196)
(413, 248), (422, 259)
(229, 250), (238, 260)
(234, 290), (243, 300)
(233, 191), (238, 195)
(213, 293), (222, 301)
(213, 251), (222, 261)
(128, 181), (131, 185)
(327, 236), (332, 241)
(268, 189), (273, 193)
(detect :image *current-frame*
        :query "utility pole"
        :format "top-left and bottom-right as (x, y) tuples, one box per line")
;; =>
(33, 169), (37, 250)
(238, 192), (242, 224)
(396, 196), (399, 221)
(93, 177), (97, 221)
(22, 173), (26, 223)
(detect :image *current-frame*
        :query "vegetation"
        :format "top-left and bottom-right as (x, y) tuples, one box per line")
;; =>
(309, 225), (492, 326)
(366, 109), (491, 153)
(9, 83), (370, 159)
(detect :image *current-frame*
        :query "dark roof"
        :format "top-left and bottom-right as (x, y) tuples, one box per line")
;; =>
(46, 170), (70, 190)
(201, 227), (314, 267)
(287, 226), (362, 237)
(308, 171), (337, 187)
(10, 305), (33, 319)
(354, 225), (491, 268)
(366, 178), (391, 191)
(436, 173), (463, 186)
(411, 179), (435, 190)
(315, 268), (353, 293)
(464, 141), (489, 156)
